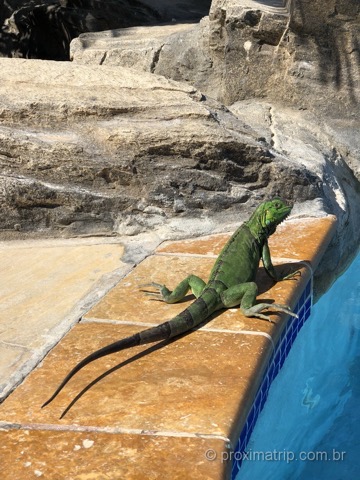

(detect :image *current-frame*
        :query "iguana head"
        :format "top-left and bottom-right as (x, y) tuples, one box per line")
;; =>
(256, 198), (292, 236)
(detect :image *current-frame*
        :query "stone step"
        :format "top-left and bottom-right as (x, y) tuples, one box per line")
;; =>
(71, 1), (291, 76)
(70, 22), (198, 67)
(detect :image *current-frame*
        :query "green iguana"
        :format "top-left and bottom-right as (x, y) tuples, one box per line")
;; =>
(42, 198), (300, 414)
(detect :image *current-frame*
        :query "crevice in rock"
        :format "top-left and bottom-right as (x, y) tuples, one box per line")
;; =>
(150, 43), (164, 73)
(267, 106), (277, 148)
(99, 51), (107, 65)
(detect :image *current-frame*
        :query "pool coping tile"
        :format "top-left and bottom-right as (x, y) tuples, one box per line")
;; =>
(0, 215), (337, 479)
(0, 429), (230, 480)
(0, 323), (273, 438)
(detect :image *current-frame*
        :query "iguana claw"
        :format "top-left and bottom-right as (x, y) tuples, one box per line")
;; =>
(270, 303), (298, 318)
(242, 302), (298, 322)
(139, 282), (170, 302)
(143, 292), (163, 300)
(281, 269), (302, 281)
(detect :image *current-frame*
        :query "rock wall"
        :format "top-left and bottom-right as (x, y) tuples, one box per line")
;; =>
(72, 0), (359, 118)
(0, 0), (359, 293)
(0, 58), (322, 239)
(207, 0), (359, 116)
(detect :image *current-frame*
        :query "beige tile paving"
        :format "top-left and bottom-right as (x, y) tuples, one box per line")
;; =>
(0, 239), (128, 400)
(0, 215), (337, 479)
(0, 345), (30, 394)
(0, 323), (271, 438)
(83, 255), (215, 324)
(0, 429), (229, 480)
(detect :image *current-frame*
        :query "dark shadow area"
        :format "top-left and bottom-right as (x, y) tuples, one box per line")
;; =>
(291, 0), (360, 106)
(140, 0), (212, 22)
(253, 0), (287, 7)
(256, 263), (303, 295)
(0, 0), (212, 60)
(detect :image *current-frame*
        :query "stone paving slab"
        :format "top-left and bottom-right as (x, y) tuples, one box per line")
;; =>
(0, 429), (229, 480)
(83, 253), (311, 340)
(0, 215), (337, 479)
(0, 323), (270, 436)
(0, 238), (129, 401)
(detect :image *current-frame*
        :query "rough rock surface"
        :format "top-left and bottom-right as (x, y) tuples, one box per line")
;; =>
(68, 0), (360, 285)
(0, 57), (321, 239)
(229, 99), (360, 292)
(72, 0), (360, 118)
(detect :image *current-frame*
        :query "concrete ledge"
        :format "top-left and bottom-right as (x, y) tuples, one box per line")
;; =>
(0, 215), (337, 479)
(0, 238), (129, 402)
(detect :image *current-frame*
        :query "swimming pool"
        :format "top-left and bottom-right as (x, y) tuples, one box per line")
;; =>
(236, 252), (360, 479)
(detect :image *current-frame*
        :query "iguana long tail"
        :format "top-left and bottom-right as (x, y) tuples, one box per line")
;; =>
(42, 294), (214, 408)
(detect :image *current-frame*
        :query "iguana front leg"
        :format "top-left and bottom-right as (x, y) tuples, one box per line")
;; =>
(220, 282), (298, 322)
(141, 275), (206, 304)
(262, 241), (301, 281)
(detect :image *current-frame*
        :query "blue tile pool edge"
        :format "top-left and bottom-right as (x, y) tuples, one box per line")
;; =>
(231, 278), (313, 478)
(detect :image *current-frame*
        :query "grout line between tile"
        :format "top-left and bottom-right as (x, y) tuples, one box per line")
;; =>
(155, 252), (306, 260)
(0, 341), (31, 351)
(0, 421), (231, 443)
(204, 329), (276, 349)
(154, 252), (313, 270)
(0, 238), (125, 249)
(81, 317), (272, 337)
(81, 318), (158, 327)
(155, 252), (218, 259)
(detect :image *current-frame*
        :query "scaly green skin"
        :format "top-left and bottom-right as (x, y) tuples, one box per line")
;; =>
(42, 198), (300, 417)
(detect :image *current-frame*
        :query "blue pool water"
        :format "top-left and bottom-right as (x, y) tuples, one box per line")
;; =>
(237, 252), (360, 480)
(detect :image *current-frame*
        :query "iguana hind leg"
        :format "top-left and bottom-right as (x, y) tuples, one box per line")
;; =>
(141, 275), (206, 304)
(220, 282), (297, 322)
(220, 282), (259, 312)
